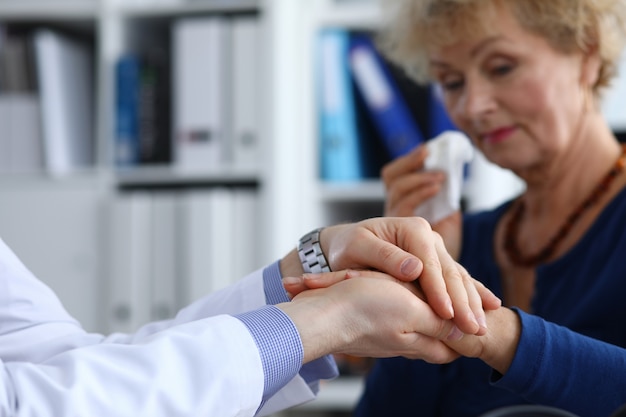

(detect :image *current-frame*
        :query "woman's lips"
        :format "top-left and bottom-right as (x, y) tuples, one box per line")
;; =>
(482, 126), (516, 144)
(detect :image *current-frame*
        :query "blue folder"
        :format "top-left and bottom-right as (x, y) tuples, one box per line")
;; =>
(316, 28), (364, 181)
(115, 54), (141, 167)
(348, 34), (425, 159)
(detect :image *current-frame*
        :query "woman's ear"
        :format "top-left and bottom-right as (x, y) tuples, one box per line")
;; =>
(580, 45), (602, 88)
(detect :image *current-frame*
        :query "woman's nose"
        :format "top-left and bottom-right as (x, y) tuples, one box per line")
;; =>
(455, 79), (496, 122)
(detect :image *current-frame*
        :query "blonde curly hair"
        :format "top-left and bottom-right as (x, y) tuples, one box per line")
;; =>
(378, 0), (626, 93)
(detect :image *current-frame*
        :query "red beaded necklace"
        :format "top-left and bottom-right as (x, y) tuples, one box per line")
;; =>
(503, 144), (626, 267)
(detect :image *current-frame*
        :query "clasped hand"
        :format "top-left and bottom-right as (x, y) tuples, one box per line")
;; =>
(281, 217), (501, 363)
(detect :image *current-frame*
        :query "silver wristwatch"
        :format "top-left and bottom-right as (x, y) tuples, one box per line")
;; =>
(297, 227), (331, 273)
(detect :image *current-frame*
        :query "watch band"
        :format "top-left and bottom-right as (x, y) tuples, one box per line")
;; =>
(297, 227), (331, 274)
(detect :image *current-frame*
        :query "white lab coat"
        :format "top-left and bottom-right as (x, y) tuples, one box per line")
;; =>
(0, 238), (318, 416)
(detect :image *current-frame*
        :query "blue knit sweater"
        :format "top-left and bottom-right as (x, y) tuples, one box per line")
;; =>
(355, 189), (626, 417)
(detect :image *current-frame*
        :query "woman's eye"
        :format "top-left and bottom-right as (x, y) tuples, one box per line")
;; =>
(441, 79), (464, 91)
(491, 64), (513, 77)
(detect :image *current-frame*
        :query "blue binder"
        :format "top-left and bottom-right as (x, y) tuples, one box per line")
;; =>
(348, 34), (425, 159)
(428, 83), (458, 137)
(115, 54), (141, 167)
(316, 28), (364, 181)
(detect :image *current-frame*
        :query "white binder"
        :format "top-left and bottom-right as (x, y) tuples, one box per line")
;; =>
(150, 192), (181, 321)
(173, 17), (233, 170)
(34, 29), (93, 176)
(107, 192), (153, 333)
(180, 188), (234, 304)
(232, 17), (261, 171)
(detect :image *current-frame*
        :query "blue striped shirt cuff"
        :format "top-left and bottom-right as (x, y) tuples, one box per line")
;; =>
(263, 261), (339, 381)
(235, 261), (339, 403)
(262, 261), (290, 305)
(235, 305), (302, 401)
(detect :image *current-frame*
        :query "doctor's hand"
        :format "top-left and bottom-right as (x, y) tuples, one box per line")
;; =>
(277, 271), (462, 364)
(381, 146), (463, 259)
(281, 217), (500, 337)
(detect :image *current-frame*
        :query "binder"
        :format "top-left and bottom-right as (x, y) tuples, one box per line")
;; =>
(34, 29), (94, 176)
(1, 34), (33, 93)
(428, 83), (457, 137)
(115, 54), (140, 167)
(8, 94), (43, 173)
(348, 33), (425, 159)
(180, 188), (234, 305)
(0, 94), (43, 174)
(138, 49), (172, 165)
(107, 192), (153, 333)
(115, 51), (172, 167)
(150, 192), (181, 321)
(316, 28), (364, 181)
(173, 17), (232, 170)
(231, 17), (260, 170)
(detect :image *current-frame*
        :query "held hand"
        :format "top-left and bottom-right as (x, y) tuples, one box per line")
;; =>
(382, 145), (446, 217)
(286, 267), (499, 338)
(278, 271), (462, 364)
(283, 217), (500, 336)
(443, 307), (522, 374)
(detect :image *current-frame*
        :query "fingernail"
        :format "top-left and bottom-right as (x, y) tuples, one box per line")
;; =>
(477, 315), (488, 330)
(400, 258), (421, 276)
(446, 300), (454, 318)
(345, 270), (360, 279)
(468, 311), (480, 328)
(302, 273), (321, 281)
(447, 325), (464, 341)
(282, 276), (302, 286)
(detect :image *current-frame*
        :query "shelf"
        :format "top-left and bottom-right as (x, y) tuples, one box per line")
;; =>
(314, 0), (381, 30)
(117, 0), (259, 18)
(114, 165), (260, 189)
(0, 0), (98, 20)
(0, 170), (107, 190)
(319, 180), (385, 202)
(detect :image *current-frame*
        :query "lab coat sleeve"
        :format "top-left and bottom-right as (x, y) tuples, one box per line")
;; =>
(0, 233), (268, 360)
(0, 238), (99, 363)
(105, 267), (270, 344)
(0, 238), (332, 414)
(0, 315), (265, 417)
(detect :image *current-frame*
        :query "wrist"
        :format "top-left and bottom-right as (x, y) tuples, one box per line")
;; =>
(280, 249), (305, 279)
(444, 307), (521, 374)
(480, 307), (522, 374)
(277, 294), (346, 363)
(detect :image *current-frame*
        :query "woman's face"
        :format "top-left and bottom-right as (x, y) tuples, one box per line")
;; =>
(428, 5), (588, 172)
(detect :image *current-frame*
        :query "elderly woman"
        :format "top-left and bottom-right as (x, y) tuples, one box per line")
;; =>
(355, 0), (626, 416)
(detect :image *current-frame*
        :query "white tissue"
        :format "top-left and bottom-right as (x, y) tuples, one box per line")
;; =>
(413, 131), (474, 224)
